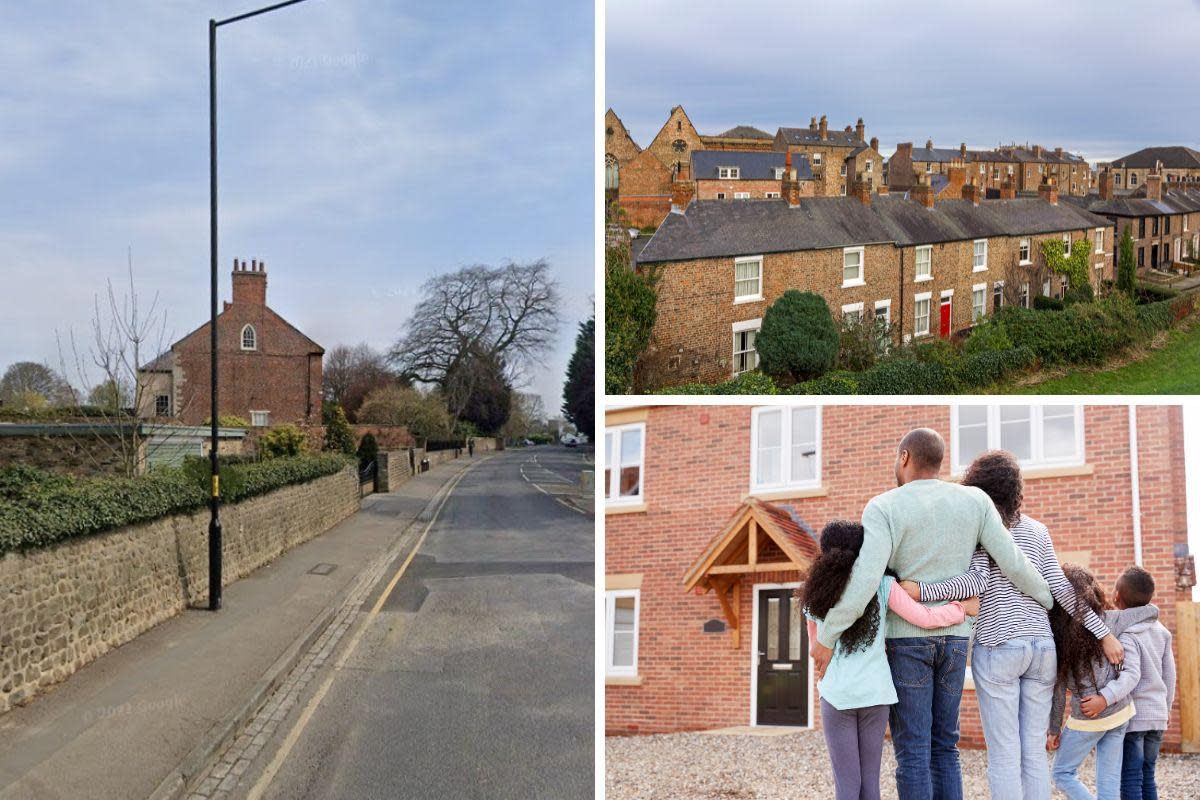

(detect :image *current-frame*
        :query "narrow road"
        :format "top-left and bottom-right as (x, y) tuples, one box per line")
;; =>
(237, 447), (594, 800)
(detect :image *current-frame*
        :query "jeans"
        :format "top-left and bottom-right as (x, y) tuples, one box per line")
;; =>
(886, 636), (968, 800)
(1052, 722), (1128, 800)
(1121, 729), (1164, 800)
(971, 636), (1057, 800)
(821, 699), (890, 800)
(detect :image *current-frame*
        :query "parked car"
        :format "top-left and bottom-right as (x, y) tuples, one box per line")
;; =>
(560, 433), (581, 447)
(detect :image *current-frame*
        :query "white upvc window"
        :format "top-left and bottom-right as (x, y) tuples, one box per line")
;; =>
(812, 152), (823, 166)
(1063, 233), (1072, 256)
(874, 298), (891, 327)
(840, 164), (847, 176)
(733, 191), (750, 200)
(971, 283), (987, 322)
(1019, 238), (1031, 264)
(1007, 165), (1014, 175)
(1184, 214), (1189, 232)
(605, 423), (645, 506)
(605, 589), (640, 677)
(1021, 282), (1031, 308)
(926, 163), (934, 174)
(993, 281), (1005, 311)
(750, 406), (821, 493)
(719, 166), (740, 179)
(841, 301), (864, 325)
(732, 319), (761, 376)
(842, 246), (865, 287)
(915, 245), (933, 281)
(1094, 228), (1105, 254)
(1115, 173), (1122, 186)
(914, 292), (932, 336)
(241, 324), (257, 351)
(734, 256), (763, 303)
(716, 192), (726, 200)
(764, 191), (781, 199)
(952, 405), (1084, 473)
(866, 161), (874, 174)
(973, 239), (988, 271)
(250, 410), (270, 427)
(774, 167), (785, 180)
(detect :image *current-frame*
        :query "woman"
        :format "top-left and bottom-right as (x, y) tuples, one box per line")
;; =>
(901, 450), (1124, 800)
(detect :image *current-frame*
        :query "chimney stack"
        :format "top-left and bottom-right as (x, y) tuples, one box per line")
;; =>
(809, 116), (817, 131)
(1098, 169), (1114, 201)
(911, 176), (935, 208)
(960, 142), (967, 157)
(1032, 144), (1043, 158)
(819, 115), (828, 140)
(944, 165), (967, 199)
(231, 258), (268, 306)
(782, 151), (801, 207)
(926, 138), (933, 150)
(870, 136), (879, 152)
(855, 117), (865, 141)
(851, 174), (871, 205)
(962, 179), (981, 206)
(1054, 147), (1063, 158)
(1145, 170), (1163, 202)
(670, 163), (694, 212)
(1037, 178), (1059, 205)
(1000, 178), (1017, 200)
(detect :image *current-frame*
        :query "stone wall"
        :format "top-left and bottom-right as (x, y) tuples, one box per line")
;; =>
(0, 427), (131, 477)
(0, 465), (359, 715)
(375, 438), (500, 492)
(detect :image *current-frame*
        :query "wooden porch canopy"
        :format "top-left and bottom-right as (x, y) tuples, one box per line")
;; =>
(681, 498), (821, 647)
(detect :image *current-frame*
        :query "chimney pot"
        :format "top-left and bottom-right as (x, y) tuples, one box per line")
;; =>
(870, 136), (879, 151)
(819, 115), (828, 140)
(960, 142), (967, 157)
(1037, 178), (1059, 205)
(810, 116), (817, 131)
(911, 182), (935, 208)
(926, 138), (933, 150)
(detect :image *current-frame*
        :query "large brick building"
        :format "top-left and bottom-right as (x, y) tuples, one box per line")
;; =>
(1103, 146), (1200, 191)
(138, 259), (323, 427)
(632, 179), (1113, 389)
(888, 140), (1093, 197)
(774, 116), (883, 199)
(603, 403), (1195, 752)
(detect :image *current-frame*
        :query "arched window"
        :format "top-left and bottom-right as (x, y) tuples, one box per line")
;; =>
(241, 324), (257, 351)
(605, 154), (619, 190)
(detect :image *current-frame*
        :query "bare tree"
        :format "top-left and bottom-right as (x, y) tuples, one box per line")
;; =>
(390, 260), (560, 420)
(322, 342), (401, 420)
(0, 362), (74, 410)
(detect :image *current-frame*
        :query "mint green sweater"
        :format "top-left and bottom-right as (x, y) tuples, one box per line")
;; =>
(817, 479), (1053, 648)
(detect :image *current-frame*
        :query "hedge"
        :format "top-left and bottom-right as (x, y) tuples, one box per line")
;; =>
(657, 371), (779, 395)
(995, 298), (1141, 367)
(0, 453), (351, 554)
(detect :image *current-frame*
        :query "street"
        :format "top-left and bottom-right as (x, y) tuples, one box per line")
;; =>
(223, 447), (594, 800)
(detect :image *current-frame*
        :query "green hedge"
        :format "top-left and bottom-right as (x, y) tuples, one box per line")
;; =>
(0, 454), (351, 554)
(658, 371), (779, 395)
(995, 298), (1140, 367)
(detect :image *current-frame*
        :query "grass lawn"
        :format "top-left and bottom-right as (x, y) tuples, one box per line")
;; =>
(1001, 319), (1200, 394)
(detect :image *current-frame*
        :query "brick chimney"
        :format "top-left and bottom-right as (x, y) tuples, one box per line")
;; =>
(231, 258), (267, 306)
(896, 142), (913, 157)
(855, 117), (865, 141)
(962, 179), (981, 206)
(960, 142), (967, 158)
(1054, 147), (1063, 158)
(911, 176), (935, 208)
(870, 136), (879, 152)
(1145, 169), (1163, 202)
(782, 151), (802, 207)
(850, 174), (871, 205)
(944, 165), (967, 198)
(1000, 178), (1017, 200)
(1038, 178), (1058, 206)
(670, 165), (694, 212)
(1099, 169), (1114, 201)
(926, 138), (933, 150)
(1032, 144), (1043, 158)
(809, 116), (817, 131)
(819, 115), (828, 140)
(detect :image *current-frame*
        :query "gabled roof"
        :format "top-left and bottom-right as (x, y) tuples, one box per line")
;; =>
(777, 126), (867, 148)
(712, 125), (772, 140)
(909, 147), (966, 164)
(1063, 187), (1200, 218)
(637, 194), (1113, 264)
(691, 150), (811, 181)
(1112, 146), (1200, 170)
(681, 498), (820, 593)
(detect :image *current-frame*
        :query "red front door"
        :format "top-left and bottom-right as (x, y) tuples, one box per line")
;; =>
(939, 298), (952, 338)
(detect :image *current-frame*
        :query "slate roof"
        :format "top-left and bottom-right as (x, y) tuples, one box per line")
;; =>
(712, 125), (772, 140)
(909, 147), (967, 163)
(1063, 187), (1200, 218)
(141, 351), (175, 372)
(999, 147), (1087, 165)
(1111, 146), (1200, 170)
(777, 127), (866, 148)
(637, 194), (1113, 264)
(691, 150), (812, 181)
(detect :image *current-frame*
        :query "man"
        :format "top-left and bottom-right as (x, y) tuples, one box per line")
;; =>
(811, 428), (1053, 800)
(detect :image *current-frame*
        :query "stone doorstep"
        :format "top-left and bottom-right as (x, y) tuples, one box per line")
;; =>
(699, 725), (811, 737)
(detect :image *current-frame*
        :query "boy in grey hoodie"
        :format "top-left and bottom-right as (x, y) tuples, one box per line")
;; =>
(1109, 566), (1176, 800)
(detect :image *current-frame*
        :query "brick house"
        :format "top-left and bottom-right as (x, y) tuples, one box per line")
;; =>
(603, 403), (1195, 752)
(632, 178), (1113, 389)
(701, 125), (776, 152)
(138, 259), (323, 427)
(889, 141), (1093, 197)
(1066, 169), (1200, 271)
(1103, 146), (1200, 191)
(605, 108), (642, 194)
(774, 116), (883, 198)
(691, 150), (815, 201)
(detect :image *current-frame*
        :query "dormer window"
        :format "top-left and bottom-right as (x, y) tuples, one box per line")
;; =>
(241, 324), (257, 351)
(774, 167), (785, 180)
(718, 166), (740, 180)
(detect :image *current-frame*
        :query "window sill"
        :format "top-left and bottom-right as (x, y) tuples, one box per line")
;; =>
(1018, 260), (1032, 266)
(841, 279), (865, 289)
(952, 463), (1092, 482)
(734, 295), (764, 305)
(606, 502), (648, 515)
(744, 485), (828, 502)
(914, 274), (933, 283)
(972, 266), (989, 273)
(606, 675), (644, 686)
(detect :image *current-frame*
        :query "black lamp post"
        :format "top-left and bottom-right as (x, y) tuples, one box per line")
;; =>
(208, 0), (312, 611)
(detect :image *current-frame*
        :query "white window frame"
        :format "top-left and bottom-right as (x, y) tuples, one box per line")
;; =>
(812, 152), (822, 166)
(749, 405), (822, 494)
(241, 324), (257, 351)
(874, 298), (891, 326)
(748, 581), (814, 729)
(718, 166), (740, 180)
(866, 160), (874, 174)
(841, 301), (864, 324)
(951, 405), (1085, 474)
(774, 167), (785, 180)
(914, 291), (932, 337)
(1094, 228), (1105, 254)
(971, 283), (987, 323)
(914, 245), (933, 282)
(1063, 233), (1072, 256)
(732, 318), (761, 376)
(250, 410), (270, 427)
(842, 246), (865, 288)
(716, 192), (726, 200)
(973, 239), (988, 272)
(605, 423), (646, 507)
(1019, 238), (1031, 265)
(605, 589), (640, 678)
(1021, 282), (1031, 308)
(733, 191), (750, 200)
(733, 256), (764, 303)
(992, 280), (1005, 310)
(764, 191), (780, 199)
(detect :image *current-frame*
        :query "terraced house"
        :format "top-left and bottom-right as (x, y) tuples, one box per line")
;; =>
(603, 404), (1195, 751)
(888, 140), (1093, 196)
(773, 116), (883, 198)
(632, 177), (1113, 389)
(1104, 146), (1200, 191)
(690, 150), (815, 201)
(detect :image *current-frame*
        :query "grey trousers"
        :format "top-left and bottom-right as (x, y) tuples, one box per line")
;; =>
(821, 698), (891, 800)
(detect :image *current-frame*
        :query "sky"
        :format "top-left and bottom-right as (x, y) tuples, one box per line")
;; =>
(606, 0), (1200, 165)
(0, 0), (593, 415)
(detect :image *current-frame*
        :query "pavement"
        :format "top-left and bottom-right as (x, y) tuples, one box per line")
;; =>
(199, 446), (595, 800)
(0, 452), (488, 800)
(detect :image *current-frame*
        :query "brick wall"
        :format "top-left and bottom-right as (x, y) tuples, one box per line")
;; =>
(695, 180), (786, 200)
(604, 405), (1190, 751)
(0, 465), (359, 715)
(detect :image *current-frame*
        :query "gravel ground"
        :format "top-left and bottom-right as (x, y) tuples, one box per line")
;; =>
(606, 730), (1200, 800)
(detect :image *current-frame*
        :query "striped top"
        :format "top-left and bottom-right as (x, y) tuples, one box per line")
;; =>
(918, 514), (1109, 647)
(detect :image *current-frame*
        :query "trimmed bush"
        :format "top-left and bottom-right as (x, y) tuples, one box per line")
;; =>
(605, 246), (658, 394)
(996, 297), (1140, 367)
(322, 403), (356, 455)
(756, 291), (839, 382)
(795, 371), (860, 395)
(659, 371), (778, 395)
(1033, 295), (1065, 311)
(856, 359), (953, 395)
(259, 424), (308, 458)
(951, 347), (1037, 389)
(357, 433), (379, 470)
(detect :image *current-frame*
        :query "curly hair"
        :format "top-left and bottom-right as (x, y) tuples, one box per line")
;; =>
(1049, 563), (1108, 692)
(962, 450), (1024, 527)
(799, 520), (880, 655)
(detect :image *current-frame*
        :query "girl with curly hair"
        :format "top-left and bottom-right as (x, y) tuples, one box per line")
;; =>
(802, 520), (978, 800)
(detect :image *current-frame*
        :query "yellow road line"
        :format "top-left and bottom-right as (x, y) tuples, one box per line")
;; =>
(244, 459), (481, 800)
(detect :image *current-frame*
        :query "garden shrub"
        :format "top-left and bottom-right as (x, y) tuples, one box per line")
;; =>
(836, 318), (885, 372)
(258, 424), (308, 458)
(756, 291), (839, 382)
(1033, 295), (1065, 311)
(181, 452), (349, 505)
(605, 245), (658, 394)
(1135, 282), (1179, 303)
(356, 433), (379, 470)
(1117, 227), (1137, 295)
(962, 317), (1013, 355)
(951, 347), (1037, 390)
(795, 371), (860, 395)
(658, 371), (778, 395)
(856, 359), (953, 395)
(322, 403), (356, 455)
(997, 297), (1139, 367)
(1136, 300), (1173, 333)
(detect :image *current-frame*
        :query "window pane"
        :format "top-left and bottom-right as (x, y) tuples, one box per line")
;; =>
(999, 405), (1033, 461)
(619, 429), (642, 497)
(605, 432), (615, 499)
(611, 596), (636, 667)
(1042, 406), (1078, 461)
(790, 407), (817, 483)
(789, 596), (803, 660)
(756, 410), (782, 486)
(767, 598), (780, 660)
(957, 405), (989, 466)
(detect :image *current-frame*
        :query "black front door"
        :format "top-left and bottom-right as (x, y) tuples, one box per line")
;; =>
(755, 587), (809, 726)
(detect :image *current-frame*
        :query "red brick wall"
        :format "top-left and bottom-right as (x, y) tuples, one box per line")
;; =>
(695, 180), (784, 200)
(604, 405), (1189, 750)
